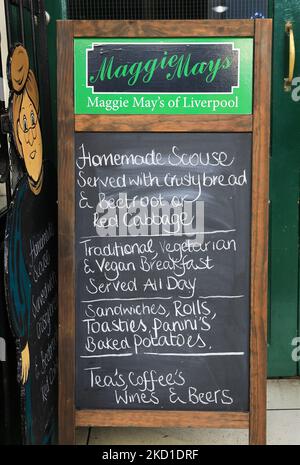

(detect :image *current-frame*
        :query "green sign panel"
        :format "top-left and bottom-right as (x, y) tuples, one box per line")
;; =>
(74, 38), (253, 115)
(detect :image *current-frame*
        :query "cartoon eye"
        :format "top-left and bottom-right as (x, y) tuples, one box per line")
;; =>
(22, 115), (28, 132)
(30, 110), (35, 126)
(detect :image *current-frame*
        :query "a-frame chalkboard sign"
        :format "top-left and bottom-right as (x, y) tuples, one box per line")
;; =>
(58, 20), (272, 445)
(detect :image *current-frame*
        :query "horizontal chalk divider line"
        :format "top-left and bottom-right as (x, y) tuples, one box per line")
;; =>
(75, 409), (249, 428)
(81, 296), (172, 302)
(75, 114), (253, 133)
(141, 352), (245, 356)
(80, 295), (244, 303)
(80, 352), (245, 358)
(79, 229), (236, 240)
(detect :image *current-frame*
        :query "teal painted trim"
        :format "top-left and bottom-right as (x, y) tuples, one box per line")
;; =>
(61, 0), (68, 19)
(298, 171), (300, 376)
(268, 0), (274, 17)
(45, 0), (67, 166)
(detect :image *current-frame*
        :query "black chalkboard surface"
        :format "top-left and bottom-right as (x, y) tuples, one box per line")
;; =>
(87, 43), (239, 94)
(75, 132), (251, 411)
(5, 164), (58, 443)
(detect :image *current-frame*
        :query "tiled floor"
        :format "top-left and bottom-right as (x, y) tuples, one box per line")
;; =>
(76, 379), (300, 445)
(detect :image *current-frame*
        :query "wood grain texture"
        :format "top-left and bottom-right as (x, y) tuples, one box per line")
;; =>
(76, 410), (249, 429)
(249, 19), (272, 446)
(72, 19), (255, 37)
(75, 114), (253, 133)
(57, 21), (76, 445)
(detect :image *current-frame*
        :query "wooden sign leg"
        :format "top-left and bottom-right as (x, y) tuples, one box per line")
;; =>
(57, 20), (76, 445)
(250, 398), (267, 445)
(249, 19), (272, 446)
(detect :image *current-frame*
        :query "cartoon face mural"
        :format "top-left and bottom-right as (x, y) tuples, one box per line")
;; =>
(5, 44), (58, 444)
(9, 44), (43, 195)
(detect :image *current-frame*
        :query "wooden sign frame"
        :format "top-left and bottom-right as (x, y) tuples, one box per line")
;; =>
(57, 19), (272, 445)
